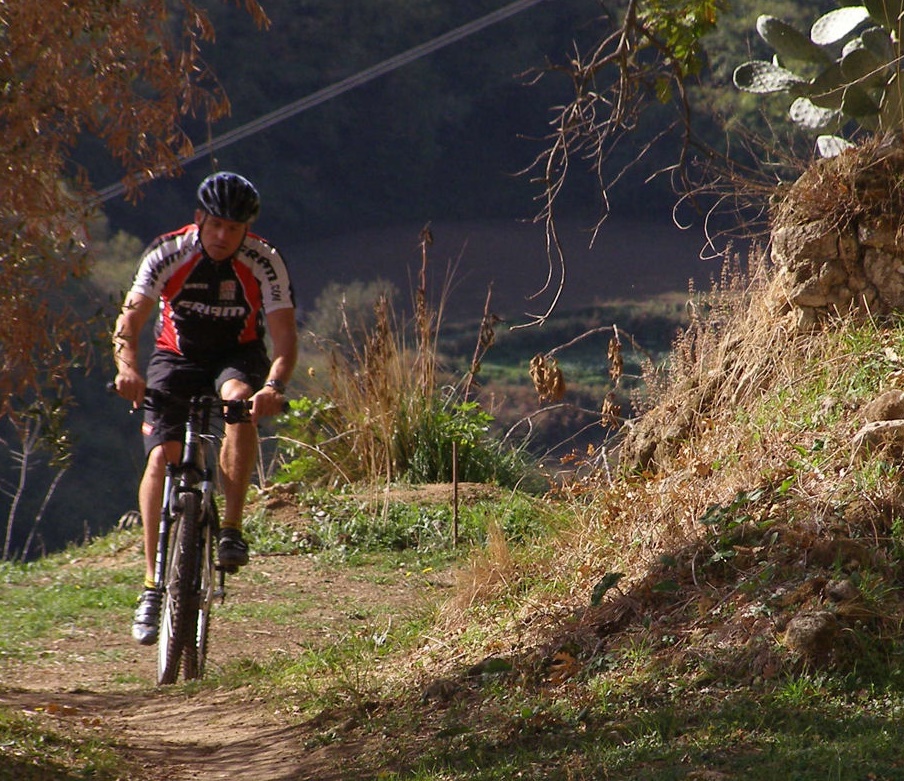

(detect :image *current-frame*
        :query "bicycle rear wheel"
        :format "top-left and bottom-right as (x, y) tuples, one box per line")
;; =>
(157, 490), (201, 685)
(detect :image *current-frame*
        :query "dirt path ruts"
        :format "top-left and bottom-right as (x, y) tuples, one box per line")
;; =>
(1, 549), (438, 780)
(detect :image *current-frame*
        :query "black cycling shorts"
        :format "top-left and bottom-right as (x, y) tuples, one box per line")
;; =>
(141, 344), (270, 456)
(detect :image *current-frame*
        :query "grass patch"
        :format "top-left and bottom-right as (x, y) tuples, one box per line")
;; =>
(246, 486), (558, 566)
(0, 535), (138, 663)
(0, 704), (137, 781)
(332, 672), (904, 780)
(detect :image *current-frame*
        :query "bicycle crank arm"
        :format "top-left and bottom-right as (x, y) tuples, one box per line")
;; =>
(213, 565), (229, 602)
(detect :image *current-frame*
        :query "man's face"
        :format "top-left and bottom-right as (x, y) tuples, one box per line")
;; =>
(196, 209), (247, 261)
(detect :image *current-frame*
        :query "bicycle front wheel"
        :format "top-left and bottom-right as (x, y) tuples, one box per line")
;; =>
(181, 503), (216, 680)
(157, 490), (202, 685)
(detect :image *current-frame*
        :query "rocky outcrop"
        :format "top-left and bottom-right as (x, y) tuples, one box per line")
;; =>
(770, 216), (904, 327)
(767, 141), (904, 327)
(617, 141), (904, 473)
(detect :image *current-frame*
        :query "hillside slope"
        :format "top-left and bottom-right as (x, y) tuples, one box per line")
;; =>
(6, 185), (904, 776)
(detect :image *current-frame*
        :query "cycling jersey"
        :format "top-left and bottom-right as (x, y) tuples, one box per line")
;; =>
(129, 223), (295, 359)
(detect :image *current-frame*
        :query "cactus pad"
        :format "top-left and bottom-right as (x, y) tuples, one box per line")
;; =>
(810, 6), (872, 46)
(733, 61), (807, 94)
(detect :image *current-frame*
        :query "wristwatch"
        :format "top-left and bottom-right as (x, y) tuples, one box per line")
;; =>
(264, 379), (286, 394)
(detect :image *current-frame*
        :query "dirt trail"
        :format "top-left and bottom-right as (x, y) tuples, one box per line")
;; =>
(1, 548), (439, 780)
(1, 687), (342, 781)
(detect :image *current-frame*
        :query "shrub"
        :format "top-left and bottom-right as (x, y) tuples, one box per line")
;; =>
(275, 235), (542, 491)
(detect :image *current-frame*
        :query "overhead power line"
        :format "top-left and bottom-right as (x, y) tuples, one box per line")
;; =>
(97, 0), (550, 203)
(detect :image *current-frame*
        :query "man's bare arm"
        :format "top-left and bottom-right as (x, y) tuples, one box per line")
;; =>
(113, 292), (155, 404)
(264, 307), (299, 388)
(250, 307), (299, 421)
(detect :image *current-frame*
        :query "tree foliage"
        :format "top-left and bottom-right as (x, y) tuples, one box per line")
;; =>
(0, 0), (268, 423)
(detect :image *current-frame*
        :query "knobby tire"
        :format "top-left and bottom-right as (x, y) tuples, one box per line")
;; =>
(182, 503), (217, 680)
(157, 490), (201, 685)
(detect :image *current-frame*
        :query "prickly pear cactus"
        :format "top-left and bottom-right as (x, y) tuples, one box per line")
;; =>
(733, 3), (903, 156)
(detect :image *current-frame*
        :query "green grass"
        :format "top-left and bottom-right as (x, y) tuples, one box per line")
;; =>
(246, 487), (557, 566)
(3, 523), (904, 780)
(0, 535), (138, 664)
(351, 673), (904, 780)
(0, 705), (138, 781)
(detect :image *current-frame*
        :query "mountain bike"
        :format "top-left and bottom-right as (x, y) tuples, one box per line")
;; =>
(154, 391), (254, 684)
(115, 387), (254, 685)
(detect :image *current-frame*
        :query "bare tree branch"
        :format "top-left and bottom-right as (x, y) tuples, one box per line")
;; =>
(518, 0), (797, 326)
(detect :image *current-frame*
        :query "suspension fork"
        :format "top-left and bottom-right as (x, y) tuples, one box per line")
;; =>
(154, 463), (204, 589)
(153, 464), (178, 590)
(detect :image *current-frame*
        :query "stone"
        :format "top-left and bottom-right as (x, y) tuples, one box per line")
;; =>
(861, 390), (904, 422)
(771, 221), (839, 269)
(783, 610), (838, 658)
(852, 419), (904, 458)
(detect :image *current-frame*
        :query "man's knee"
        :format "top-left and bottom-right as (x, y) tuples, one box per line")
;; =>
(145, 442), (180, 475)
(220, 377), (253, 401)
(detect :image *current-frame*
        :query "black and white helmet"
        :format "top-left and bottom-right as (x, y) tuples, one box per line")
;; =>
(196, 171), (260, 223)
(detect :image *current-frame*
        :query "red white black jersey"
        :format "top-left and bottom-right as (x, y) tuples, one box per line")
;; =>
(129, 223), (295, 359)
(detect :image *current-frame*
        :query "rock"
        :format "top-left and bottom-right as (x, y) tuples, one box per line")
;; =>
(783, 610), (838, 658)
(852, 419), (904, 458)
(824, 579), (859, 602)
(768, 194), (904, 320)
(861, 390), (904, 422)
(421, 678), (460, 704)
(771, 220), (839, 269)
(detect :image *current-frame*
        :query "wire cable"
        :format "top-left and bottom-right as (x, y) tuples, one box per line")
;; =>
(96, 0), (550, 203)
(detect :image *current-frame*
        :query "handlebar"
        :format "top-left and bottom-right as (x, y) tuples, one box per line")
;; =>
(106, 382), (290, 416)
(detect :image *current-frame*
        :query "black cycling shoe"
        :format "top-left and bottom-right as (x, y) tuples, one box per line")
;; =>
(218, 527), (249, 570)
(132, 589), (162, 646)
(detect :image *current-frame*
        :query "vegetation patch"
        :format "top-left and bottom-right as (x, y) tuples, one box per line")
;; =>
(0, 704), (140, 781)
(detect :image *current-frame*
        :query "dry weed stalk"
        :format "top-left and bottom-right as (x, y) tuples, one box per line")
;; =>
(463, 284), (500, 403)
(444, 521), (515, 618)
(414, 225), (439, 399)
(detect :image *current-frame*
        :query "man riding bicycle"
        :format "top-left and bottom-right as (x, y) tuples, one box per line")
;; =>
(112, 171), (298, 646)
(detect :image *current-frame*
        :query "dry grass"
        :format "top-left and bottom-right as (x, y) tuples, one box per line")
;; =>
(444, 521), (516, 615)
(429, 225), (904, 690)
(772, 133), (904, 233)
(297, 229), (448, 485)
(323, 292), (436, 483)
